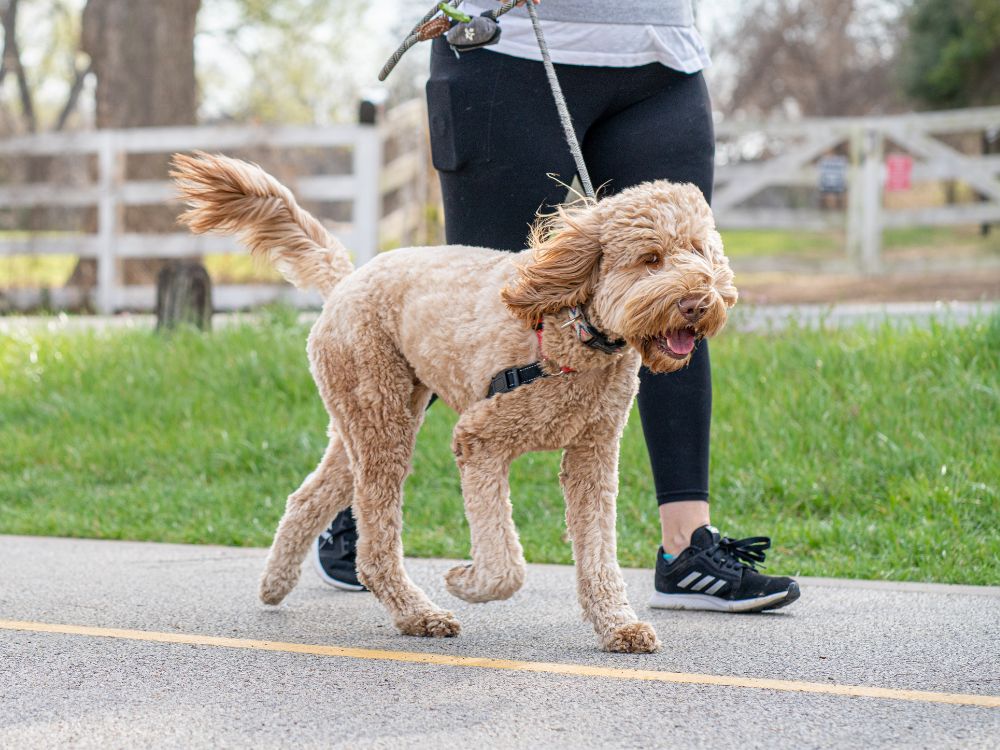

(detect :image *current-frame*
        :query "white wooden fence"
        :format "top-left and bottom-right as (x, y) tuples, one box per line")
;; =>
(714, 106), (1000, 273)
(3, 103), (998, 313)
(0, 100), (430, 313)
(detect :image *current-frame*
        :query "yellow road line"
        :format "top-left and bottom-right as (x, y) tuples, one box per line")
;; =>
(2, 618), (997, 709)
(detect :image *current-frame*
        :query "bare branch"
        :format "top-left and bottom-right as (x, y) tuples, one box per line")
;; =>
(1, 0), (38, 131)
(54, 60), (93, 131)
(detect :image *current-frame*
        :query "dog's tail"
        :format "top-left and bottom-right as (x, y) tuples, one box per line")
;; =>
(171, 152), (353, 298)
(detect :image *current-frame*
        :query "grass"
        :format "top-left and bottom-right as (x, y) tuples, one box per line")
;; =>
(719, 229), (841, 259)
(0, 252), (280, 289)
(1, 311), (997, 584)
(719, 225), (1000, 260)
(883, 224), (1000, 252)
(0, 254), (76, 289)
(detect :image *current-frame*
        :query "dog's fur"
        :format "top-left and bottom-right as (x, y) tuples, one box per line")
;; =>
(172, 152), (737, 653)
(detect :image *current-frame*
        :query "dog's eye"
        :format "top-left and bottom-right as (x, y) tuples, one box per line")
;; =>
(642, 253), (662, 266)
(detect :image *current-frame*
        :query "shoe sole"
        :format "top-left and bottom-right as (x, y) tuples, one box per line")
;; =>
(648, 582), (800, 613)
(311, 537), (366, 592)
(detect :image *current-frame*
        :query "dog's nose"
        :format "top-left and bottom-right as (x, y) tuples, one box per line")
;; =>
(677, 297), (707, 322)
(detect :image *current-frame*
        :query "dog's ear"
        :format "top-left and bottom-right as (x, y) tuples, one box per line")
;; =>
(501, 202), (603, 323)
(704, 228), (726, 264)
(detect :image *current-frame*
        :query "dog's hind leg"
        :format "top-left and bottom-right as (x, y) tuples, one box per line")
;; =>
(259, 430), (353, 605)
(561, 427), (661, 654)
(334, 375), (460, 638)
(445, 413), (527, 603)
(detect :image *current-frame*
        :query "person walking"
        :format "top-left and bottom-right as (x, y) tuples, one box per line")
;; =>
(314, 0), (799, 613)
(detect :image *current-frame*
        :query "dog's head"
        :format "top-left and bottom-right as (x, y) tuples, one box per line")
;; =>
(501, 181), (737, 373)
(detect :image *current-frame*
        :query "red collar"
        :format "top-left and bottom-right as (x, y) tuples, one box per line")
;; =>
(534, 322), (576, 374)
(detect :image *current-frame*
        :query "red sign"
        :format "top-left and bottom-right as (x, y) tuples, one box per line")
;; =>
(885, 154), (913, 192)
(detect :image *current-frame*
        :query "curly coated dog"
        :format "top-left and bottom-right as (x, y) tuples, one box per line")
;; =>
(172, 152), (737, 653)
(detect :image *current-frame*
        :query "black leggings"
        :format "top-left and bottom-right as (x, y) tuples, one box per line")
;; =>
(427, 40), (714, 505)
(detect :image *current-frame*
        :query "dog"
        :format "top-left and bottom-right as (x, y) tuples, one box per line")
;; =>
(171, 152), (737, 653)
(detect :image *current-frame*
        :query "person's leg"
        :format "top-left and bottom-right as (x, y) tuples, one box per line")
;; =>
(428, 41), (595, 249)
(582, 67), (716, 553)
(583, 67), (798, 610)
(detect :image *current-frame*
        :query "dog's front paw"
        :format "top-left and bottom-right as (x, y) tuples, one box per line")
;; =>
(600, 622), (661, 654)
(396, 609), (462, 638)
(445, 563), (524, 603)
(258, 566), (300, 605)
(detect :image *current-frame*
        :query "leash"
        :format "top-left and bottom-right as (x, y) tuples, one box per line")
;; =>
(522, 2), (594, 199)
(379, 1), (595, 199)
(381, 3), (608, 398)
(379, 1), (520, 82)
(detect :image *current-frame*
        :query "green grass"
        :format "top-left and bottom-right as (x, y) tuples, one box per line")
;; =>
(720, 229), (842, 259)
(719, 225), (1000, 260)
(0, 253), (279, 288)
(1, 312), (997, 583)
(0, 254), (76, 288)
(883, 224), (1000, 252)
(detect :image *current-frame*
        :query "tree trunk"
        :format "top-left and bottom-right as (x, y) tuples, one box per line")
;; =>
(0, 0), (38, 132)
(156, 262), (212, 332)
(82, 0), (200, 128)
(69, 0), (202, 292)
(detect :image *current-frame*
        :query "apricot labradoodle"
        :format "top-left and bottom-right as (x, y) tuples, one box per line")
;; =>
(172, 152), (737, 653)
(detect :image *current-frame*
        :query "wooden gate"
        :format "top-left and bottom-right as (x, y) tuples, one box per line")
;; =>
(713, 106), (1000, 273)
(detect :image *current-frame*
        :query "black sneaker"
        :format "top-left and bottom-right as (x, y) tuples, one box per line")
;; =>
(312, 508), (367, 591)
(649, 525), (799, 612)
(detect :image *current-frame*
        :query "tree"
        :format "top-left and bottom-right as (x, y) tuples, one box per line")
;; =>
(197, 0), (361, 124)
(82, 0), (200, 128)
(0, 0), (37, 131)
(900, 0), (1000, 109)
(69, 0), (202, 289)
(713, 0), (907, 118)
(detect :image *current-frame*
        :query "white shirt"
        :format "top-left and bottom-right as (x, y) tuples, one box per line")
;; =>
(461, 2), (711, 72)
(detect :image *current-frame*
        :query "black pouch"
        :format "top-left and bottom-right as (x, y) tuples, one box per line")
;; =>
(425, 78), (462, 171)
(426, 36), (505, 171)
(445, 14), (502, 51)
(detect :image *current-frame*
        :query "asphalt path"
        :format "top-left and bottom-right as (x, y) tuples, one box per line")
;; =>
(1, 535), (998, 749)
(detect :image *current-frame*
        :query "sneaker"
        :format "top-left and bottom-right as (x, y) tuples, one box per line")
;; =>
(649, 525), (799, 613)
(312, 508), (367, 591)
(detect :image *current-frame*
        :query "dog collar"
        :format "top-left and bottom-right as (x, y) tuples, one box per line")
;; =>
(562, 306), (626, 355)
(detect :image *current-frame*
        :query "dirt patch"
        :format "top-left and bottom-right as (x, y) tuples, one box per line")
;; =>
(737, 269), (1000, 305)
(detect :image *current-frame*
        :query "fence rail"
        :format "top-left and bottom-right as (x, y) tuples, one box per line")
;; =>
(713, 106), (1000, 272)
(2, 104), (998, 313)
(0, 100), (429, 313)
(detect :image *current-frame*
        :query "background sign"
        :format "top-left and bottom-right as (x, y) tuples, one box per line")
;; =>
(818, 155), (848, 194)
(885, 154), (914, 192)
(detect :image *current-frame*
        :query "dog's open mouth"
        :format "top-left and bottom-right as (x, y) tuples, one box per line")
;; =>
(653, 328), (698, 359)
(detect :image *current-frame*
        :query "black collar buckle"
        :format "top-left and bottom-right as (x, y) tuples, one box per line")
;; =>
(563, 306), (626, 355)
(487, 362), (548, 398)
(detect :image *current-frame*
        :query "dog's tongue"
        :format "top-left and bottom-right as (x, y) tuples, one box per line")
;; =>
(666, 329), (696, 355)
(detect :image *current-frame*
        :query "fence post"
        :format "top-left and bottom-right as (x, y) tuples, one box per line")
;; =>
(860, 127), (884, 274)
(96, 130), (123, 314)
(845, 126), (864, 267)
(353, 122), (382, 266)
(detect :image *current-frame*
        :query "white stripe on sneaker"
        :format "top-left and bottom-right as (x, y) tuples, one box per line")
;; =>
(705, 579), (727, 595)
(690, 575), (715, 592)
(312, 537), (366, 592)
(648, 590), (790, 612)
(677, 572), (701, 589)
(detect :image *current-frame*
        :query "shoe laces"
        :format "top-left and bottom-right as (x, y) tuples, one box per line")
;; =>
(708, 535), (771, 571)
